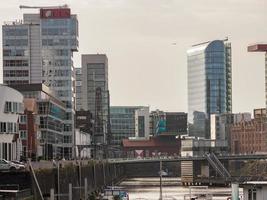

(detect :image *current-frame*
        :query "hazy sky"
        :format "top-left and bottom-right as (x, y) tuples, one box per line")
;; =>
(0, 0), (266, 113)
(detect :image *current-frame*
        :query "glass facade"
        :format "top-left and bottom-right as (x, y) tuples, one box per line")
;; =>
(110, 106), (142, 145)
(19, 89), (66, 159)
(2, 9), (79, 158)
(2, 24), (30, 85)
(82, 55), (110, 145)
(187, 40), (232, 138)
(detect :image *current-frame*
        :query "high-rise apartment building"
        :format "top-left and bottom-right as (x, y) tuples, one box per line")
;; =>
(81, 54), (110, 145)
(187, 39), (232, 138)
(2, 7), (78, 158)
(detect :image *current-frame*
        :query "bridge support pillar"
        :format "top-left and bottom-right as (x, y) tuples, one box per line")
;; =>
(231, 183), (239, 200)
(200, 161), (209, 178)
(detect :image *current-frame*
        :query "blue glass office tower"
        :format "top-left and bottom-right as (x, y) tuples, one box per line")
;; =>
(187, 40), (232, 138)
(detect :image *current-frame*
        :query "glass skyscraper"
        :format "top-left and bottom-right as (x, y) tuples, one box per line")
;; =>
(187, 40), (232, 138)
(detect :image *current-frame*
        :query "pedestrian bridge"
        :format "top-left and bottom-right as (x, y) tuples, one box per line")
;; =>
(107, 154), (267, 164)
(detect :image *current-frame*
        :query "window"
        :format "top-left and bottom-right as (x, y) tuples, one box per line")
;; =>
(19, 115), (27, 124)
(76, 81), (82, 86)
(4, 80), (29, 85)
(63, 135), (72, 143)
(3, 60), (29, 67)
(248, 188), (257, 200)
(4, 28), (28, 36)
(20, 131), (27, 139)
(3, 49), (27, 57)
(4, 102), (23, 113)
(4, 39), (28, 46)
(5, 102), (12, 113)
(4, 70), (29, 77)
(0, 122), (17, 133)
(0, 122), (6, 132)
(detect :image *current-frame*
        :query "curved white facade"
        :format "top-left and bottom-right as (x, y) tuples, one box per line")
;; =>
(0, 85), (23, 160)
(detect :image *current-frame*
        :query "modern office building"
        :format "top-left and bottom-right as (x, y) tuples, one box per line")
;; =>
(2, 6), (78, 158)
(149, 110), (165, 136)
(0, 85), (24, 160)
(81, 54), (110, 145)
(150, 110), (187, 136)
(110, 106), (145, 146)
(11, 84), (66, 159)
(187, 39), (232, 138)
(75, 68), (82, 111)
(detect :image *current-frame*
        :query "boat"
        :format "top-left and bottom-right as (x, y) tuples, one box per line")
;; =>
(101, 186), (129, 200)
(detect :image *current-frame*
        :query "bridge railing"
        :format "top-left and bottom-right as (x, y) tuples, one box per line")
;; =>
(107, 153), (267, 163)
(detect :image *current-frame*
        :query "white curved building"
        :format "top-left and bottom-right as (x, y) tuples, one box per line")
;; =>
(0, 85), (23, 160)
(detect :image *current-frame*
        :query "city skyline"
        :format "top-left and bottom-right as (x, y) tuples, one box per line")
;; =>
(0, 0), (266, 113)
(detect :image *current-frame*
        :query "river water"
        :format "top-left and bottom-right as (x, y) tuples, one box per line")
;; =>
(119, 177), (243, 200)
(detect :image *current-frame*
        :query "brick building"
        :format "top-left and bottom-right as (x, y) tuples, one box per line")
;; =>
(230, 109), (267, 154)
(19, 98), (39, 159)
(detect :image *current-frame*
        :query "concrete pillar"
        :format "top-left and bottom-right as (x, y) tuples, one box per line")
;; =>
(201, 162), (209, 177)
(50, 188), (54, 200)
(231, 183), (239, 200)
(84, 178), (88, 199)
(69, 183), (72, 200)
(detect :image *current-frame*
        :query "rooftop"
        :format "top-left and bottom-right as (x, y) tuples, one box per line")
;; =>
(248, 44), (267, 52)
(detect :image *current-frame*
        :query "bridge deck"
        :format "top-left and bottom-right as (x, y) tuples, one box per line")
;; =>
(107, 154), (267, 164)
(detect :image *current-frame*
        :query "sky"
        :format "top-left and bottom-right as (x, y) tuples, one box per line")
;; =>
(0, 0), (266, 113)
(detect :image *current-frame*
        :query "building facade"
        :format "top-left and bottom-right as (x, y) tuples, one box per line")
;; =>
(110, 106), (146, 146)
(11, 84), (66, 159)
(81, 54), (110, 145)
(230, 109), (267, 154)
(135, 107), (150, 138)
(210, 113), (251, 141)
(75, 68), (82, 111)
(187, 39), (232, 138)
(150, 111), (187, 136)
(0, 85), (24, 160)
(19, 98), (39, 160)
(75, 110), (93, 135)
(2, 7), (78, 158)
(149, 110), (165, 136)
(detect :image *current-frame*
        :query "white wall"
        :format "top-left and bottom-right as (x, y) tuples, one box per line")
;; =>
(0, 85), (23, 160)
(210, 114), (219, 140)
(135, 107), (150, 139)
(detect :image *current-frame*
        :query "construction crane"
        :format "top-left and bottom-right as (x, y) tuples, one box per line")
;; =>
(19, 4), (68, 9)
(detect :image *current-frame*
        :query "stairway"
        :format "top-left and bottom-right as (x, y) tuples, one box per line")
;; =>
(205, 152), (231, 179)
